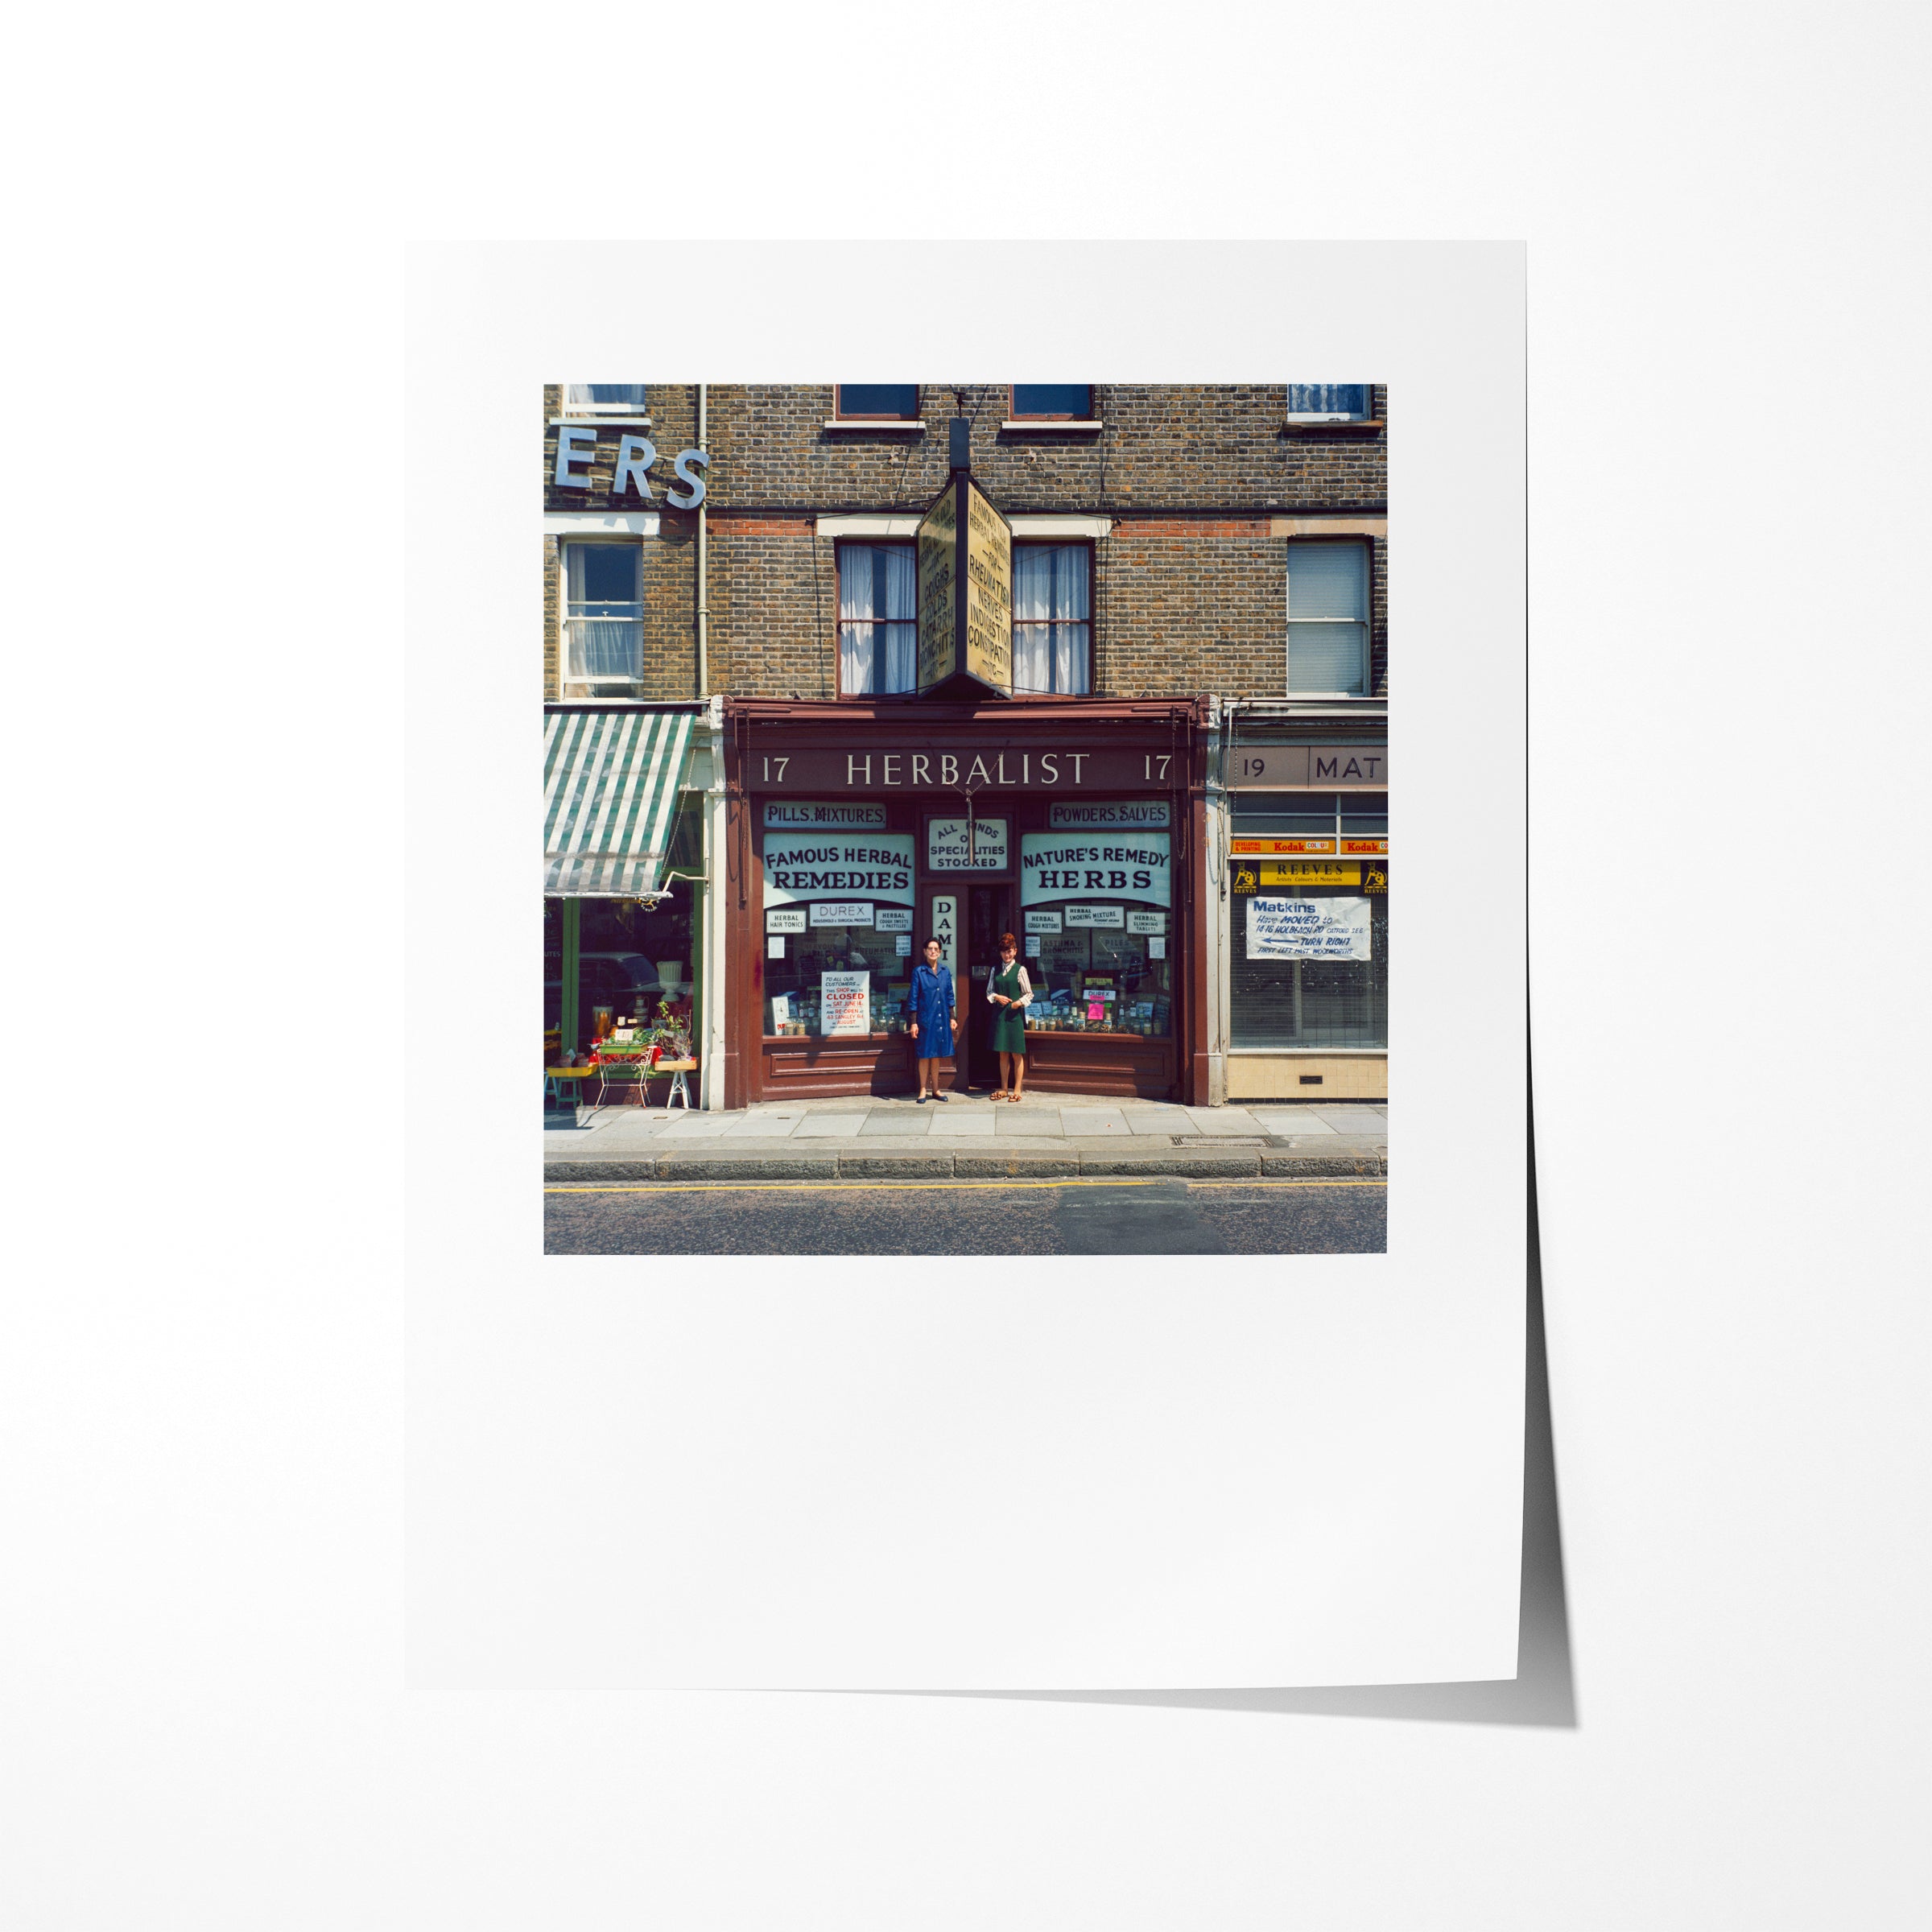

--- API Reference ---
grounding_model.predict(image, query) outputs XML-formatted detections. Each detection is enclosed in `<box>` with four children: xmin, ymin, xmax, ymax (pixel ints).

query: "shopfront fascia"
<box><xmin>720</xmin><ymin>698</ymin><xmax>1210</xmax><ymax>1107</ymax></box>
<box><xmin>1216</xmin><ymin>709</ymin><xmax>1389</xmax><ymax>1102</ymax></box>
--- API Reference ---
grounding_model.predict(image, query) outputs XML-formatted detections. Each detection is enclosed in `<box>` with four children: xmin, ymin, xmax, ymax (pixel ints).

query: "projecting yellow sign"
<box><xmin>917</xmin><ymin>476</ymin><xmax>1011</xmax><ymax>698</ymax></box>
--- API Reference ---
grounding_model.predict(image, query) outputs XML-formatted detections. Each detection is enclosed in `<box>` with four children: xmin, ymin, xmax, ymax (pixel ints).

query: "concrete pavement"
<box><xmin>543</xmin><ymin>1091</ymin><xmax>1388</xmax><ymax>1182</ymax></box>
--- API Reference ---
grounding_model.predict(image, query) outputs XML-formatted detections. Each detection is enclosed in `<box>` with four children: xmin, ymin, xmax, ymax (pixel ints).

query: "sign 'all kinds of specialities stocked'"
<box><xmin>1245</xmin><ymin>896</ymin><xmax>1374</xmax><ymax>960</ymax></box>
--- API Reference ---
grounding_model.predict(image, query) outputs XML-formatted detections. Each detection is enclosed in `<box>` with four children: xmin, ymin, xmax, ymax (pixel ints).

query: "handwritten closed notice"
<box><xmin>1245</xmin><ymin>895</ymin><xmax>1373</xmax><ymax>960</ymax></box>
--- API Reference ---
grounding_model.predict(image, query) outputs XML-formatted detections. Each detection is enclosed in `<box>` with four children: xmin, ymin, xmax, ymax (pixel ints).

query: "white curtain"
<box><xmin>1286</xmin><ymin>383</ymin><xmax>1366</xmax><ymax>417</ymax></box>
<box><xmin>840</xmin><ymin>543</ymin><xmax>917</xmax><ymax>694</ymax></box>
<box><xmin>1012</xmin><ymin>545</ymin><xmax>1090</xmax><ymax>694</ymax></box>
<box><xmin>567</xmin><ymin>383</ymin><xmax>649</xmax><ymax>411</ymax></box>
<box><xmin>566</xmin><ymin>543</ymin><xmax>643</xmax><ymax>679</ymax></box>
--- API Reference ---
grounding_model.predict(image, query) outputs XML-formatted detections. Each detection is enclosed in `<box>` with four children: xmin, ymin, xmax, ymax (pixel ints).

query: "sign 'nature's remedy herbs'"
<box><xmin>763</xmin><ymin>832</ymin><xmax>915</xmax><ymax>906</ymax></box>
<box><xmin>1019</xmin><ymin>832</ymin><xmax>1171</xmax><ymax>907</ymax></box>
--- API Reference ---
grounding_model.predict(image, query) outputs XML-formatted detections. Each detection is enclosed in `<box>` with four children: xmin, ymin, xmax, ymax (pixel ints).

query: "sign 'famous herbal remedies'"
<box><xmin>763</xmin><ymin>832</ymin><xmax>915</xmax><ymax>906</ymax></box>
<box><xmin>1018</xmin><ymin>832</ymin><xmax>1171</xmax><ymax>908</ymax></box>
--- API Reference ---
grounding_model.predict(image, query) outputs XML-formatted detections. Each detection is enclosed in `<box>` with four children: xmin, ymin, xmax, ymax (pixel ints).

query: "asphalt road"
<box><xmin>543</xmin><ymin>1178</ymin><xmax>1385</xmax><ymax>1256</ymax></box>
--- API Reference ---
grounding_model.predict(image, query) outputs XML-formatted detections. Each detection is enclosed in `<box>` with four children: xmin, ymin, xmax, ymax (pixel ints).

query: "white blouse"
<box><xmin>986</xmin><ymin>961</ymin><xmax>1033</xmax><ymax>1007</ymax></box>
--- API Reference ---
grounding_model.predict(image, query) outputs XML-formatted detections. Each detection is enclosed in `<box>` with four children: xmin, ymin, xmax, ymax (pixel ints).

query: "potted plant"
<box><xmin>647</xmin><ymin>996</ymin><xmax>696</xmax><ymax>1067</ymax></box>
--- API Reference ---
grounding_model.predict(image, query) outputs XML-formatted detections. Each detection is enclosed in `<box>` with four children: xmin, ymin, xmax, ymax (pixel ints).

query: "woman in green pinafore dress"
<box><xmin>985</xmin><ymin>932</ymin><xmax>1033</xmax><ymax>1102</ymax></box>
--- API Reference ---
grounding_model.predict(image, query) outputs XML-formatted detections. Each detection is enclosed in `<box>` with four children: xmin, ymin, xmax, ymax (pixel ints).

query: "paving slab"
<box><xmin>927</xmin><ymin>1113</ymin><xmax>998</xmax><ymax>1136</ymax></box>
<box><xmin>1059</xmin><ymin>1108</ymin><xmax>1133</xmax><ymax>1137</ymax></box>
<box><xmin>1125</xmin><ymin>1111</ymin><xmax>1195</xmax><ymax>1135</ymax></box>
<box><xmin>650</xmin><ymin>1114</ymin><xmax>739</xmax><ymax>1137</ymax></box>
<box><xmin>1180</xmin><ymin>1108</ymin><xmax>1267</xmax><ymax>1136</ymax></box>
<box><xmin>716</xmin><ymin>1114</ymin><xmax>803</xmax><ymax>1138</ymax></box>
<box><xmin>994</xmin><ymin>1108</ymin><xmax>1064</xmax><ymax>1134</ymax></box>
<box><xmin>791</xmin><ymin>1114</ymin><xmax>868</xmax><ymax>1137</ymax></box>
<box><xmin>1310</xmin><ymin>1107</ymin><xmax>1388</xmax><ymax>1133</ymax></box>
<box><xmin>859</xmin><ymin>1113</ymin><xmax>935</xmax><ymax>1137</ymax></box>
<box><xmin>1246</xmin><ymin>1109</ymin><xmax>1339</xmax><ymax>1135</ymax></box>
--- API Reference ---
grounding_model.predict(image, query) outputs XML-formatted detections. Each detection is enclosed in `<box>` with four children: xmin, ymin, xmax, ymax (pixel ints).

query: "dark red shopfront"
<box><xmin>720</xmin><ymin>697</ymin><xmax>1209</xmax><ymax>1108</ymax></box>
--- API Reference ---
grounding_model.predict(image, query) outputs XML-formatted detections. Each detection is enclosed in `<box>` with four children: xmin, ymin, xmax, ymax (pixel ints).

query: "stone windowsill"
<box><xmin>1001</xmin><ymin>419</ymin><xmax>1104</xmax><ymax>432</ymax></box>
<box><xmin>824</xmin><ymin>419</ymin><xmax>926</xmax><ymax>431</ymax></box>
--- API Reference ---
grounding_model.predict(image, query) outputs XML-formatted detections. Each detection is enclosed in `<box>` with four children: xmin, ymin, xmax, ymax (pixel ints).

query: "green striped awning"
<box><xmin>543</xmin><ymin>708</ymin><xmax>697</xmax><ymax>898</ymax></box>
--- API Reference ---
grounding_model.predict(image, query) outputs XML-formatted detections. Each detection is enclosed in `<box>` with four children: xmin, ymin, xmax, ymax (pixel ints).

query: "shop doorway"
<box><xmin>964</xmin><ymin>881</ymin><xmax>1015</xmax><ymax>1090</ymax></box>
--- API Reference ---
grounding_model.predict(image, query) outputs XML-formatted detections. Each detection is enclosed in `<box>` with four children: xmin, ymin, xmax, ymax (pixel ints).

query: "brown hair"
<box><xmin>998</xmin><ymin>931</ymin><xmax>1018</xmax><ymax>953</ymax></box>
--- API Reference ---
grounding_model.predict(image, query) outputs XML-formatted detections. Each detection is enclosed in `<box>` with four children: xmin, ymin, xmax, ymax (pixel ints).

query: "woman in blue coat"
<box><xmin>908</xmin><ymin>937</ymin><xmax>957</xmax><ymax>1102</ymax></box>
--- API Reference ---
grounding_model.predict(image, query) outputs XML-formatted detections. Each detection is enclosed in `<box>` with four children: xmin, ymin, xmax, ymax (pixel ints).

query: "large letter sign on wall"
<box><xmin>762</xmin><ymin>832</ymin><xmax>915</xmax><ymax>906</ymax></box>
<box><xmin>1019</xmin><ymin>832</ymin><xmax>1171</xmax><ymax>907</ymax></box>
<box><xmin>915</xmin><ymin>477</ymin><xmax>1012</xmax><ymax>699</ymax></box>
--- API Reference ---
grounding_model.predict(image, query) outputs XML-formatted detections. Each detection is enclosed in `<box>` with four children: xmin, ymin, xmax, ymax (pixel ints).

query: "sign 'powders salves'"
<box><xmin>1046</xmin><ymin>799</ymin><xmax>1170</xmax><ymax>830</ymax></box>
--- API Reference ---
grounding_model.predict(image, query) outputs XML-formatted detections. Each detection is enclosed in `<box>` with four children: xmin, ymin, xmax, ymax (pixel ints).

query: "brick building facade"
<box><xmin>543</xmin><ymin>384</ymin><xmax>1389</xmax><ymax>1108</ymax></box>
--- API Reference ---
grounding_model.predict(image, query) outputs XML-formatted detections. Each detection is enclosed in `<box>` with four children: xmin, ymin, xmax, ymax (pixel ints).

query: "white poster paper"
<box><xmin>1025</xmin><ymin>934</ymin><xmax>1042</xmax><ymax>956</ymax></box>
<box><xmin>1019</xmin><ymin>832</ymin><xmax>1170</xmax><ymax>907</ymax></box>
<box><xmin>762</xmin><ymin>832</ymin><xmax>914</xmax><ymax>906</ymax></box>
<box><xmin>819</xmin><ymin>970</ymin><xmax>871</xmax><ymax>1036</ymax></box>
<box><xmin>1245</xmin><ymin>895</ymin><xmax>1374</xmax><ymax>960</ymax></box>
<box><xmin>1148</xmin><ymin>935</ymin><xmax>1166</xmax><ymax>960</ymax></box>
<box><xmin>894</xmin><ymin>934</ymin><xmax>911</xmax><ymax>956</ymax></box>
<box><xmin>767</xmin><ymin>935</ymin><xmax>784</xmax><ymax>959</ymax></box>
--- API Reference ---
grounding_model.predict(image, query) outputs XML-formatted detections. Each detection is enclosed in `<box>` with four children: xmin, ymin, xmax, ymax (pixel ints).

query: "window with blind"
<box><xmin>1012</xmin><ymin>543</ymin><xmax>1092</xmax><ymax>694</ymax></box>
<box><xmin>563</xmin><ymin>543</ymin><xmax>643</xmax><ymax>680</ymax></box>
<box><xmin>564</xmin><ymin>383</ymin><xmax>650</xmax><ymax>418</ymax></box>
<box><xmin>1285</xmin><ymin>383</ymin><xmax>1370</xmax><ymax>421</ymax></box>
<box><xmin>835</xmin><ymin>384</ymin><xmax>919</xmax><ymax>419</ymax></box>
<box><xmin>1230</xmin><ymin>889</ymin><xmax>1388</xmax><ymax>1049</ymax></box>
<box><xmin>1286</xmin><ymin>540</ymin><xmax>1370</xmax><ymax>696</ymax></box>
<box><xmin>1010</xmin><ymin>384</ymin><xmax>1092</xmax><ymax>419</ymax></box>
<box><xmin>838</xmin><ymin>543</ymin><xmax>918</xmax><ymax>695</ymax></box>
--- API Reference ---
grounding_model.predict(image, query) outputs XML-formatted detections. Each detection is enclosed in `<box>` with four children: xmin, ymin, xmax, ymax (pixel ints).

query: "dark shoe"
<box><xmin>916</xmin><ymin>1092</ymin><xmax>929</xmax><ymax>1104</ymax></box>
<box><xmin>932</xmin><ymin>1090</ymin><xmax>949</xmax><ymax>1102</ymax></box>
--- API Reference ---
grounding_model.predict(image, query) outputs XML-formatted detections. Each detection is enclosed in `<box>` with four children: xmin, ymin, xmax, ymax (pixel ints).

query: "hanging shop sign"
<box><xmin>752</xmin><ymin>745</ymin><xmax>1183</xmax><ymax>790</ymax></box>
<box><xmin>1247</xmin><ymin>861</ymin><xmax>1362</xmax><ymax>889</ymax></box>
<box><xmin>1227</xmin><ymin>745</ymin><xmax>1387</xmax><ymax>788</ymax></box>
<box><xmin>926</xmin><ymin>816</ymin><xmax>1010</xmax><ymax>870</ymax></box>
<box><xmin>819</xmin><ymin>970</ymin><xmax>873</xmax><ymax>1036</ymax></box>
<box><xmin>762</xmin><ymin>831</ymin><xmax>915</xmax><ymax>906</ymax></box>
<box><xmin>1245</xmin><ymin>896</ymin><xmax>1374</xmax><ymax>960</ymax></box>
<box><xmin>1019</xmin><ymin>832</ymin><xmax>1171</xmax><ymax>907</ymax></box>
<box><xmin>764</xmin><ymin>800</ymin><xmax>888</xmax><ymax>830</ymax></box>
<box><xmin>552</xmin><ymin>427</ymin><xmax>708</xmax><ymax>507</ymax></box>
<box><xmin>917</xmin><ymin>476</ymin><xmax>1013</xmax><ymax>699</ymax></box>
<box><xmin>1046</xmin><ymin>799</ymin><xmax>1170</xmax><ymax>829</ymax></box>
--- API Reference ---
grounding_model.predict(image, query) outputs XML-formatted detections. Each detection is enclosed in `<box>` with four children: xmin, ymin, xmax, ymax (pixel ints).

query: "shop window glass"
<box><xmin>1011</xmin><ymin>384</ymin><xmax>1092</xmax><ymax>419</ymax></box>
<box><xmin>1229</xmin><ymin>886</ymin><xmax>1388</xmax><ymax>1050</ymax></box>
<box><xmin>564</xmin><ymin>383</ymin><xmax>650</xmax><ymax>417</ymax></box>
<box><xmin>1022</xmin><ymin>918</ymin><xmax>1171</xmax><ymax>1037</ymax></box>
<box><xmin>1012</xmin><ymin>544</ymin><xmax>1091</xmax><ymax>694</ymax></box>
<box><xmin>1285</xmin><ymin>383</ymin><xmax>1369</xmax><ymax>420</ymax></box>
<box><xmin>838</xmin><ymin>543</ymin><xmax>918</xmax><ymax>695</ymax></box>
<box><xmin>543</xmin><ymin>894</ymin><xmax>694</xmax><ymax>1057</ymax></box>
<box><xmin>836</xmin><ymin>384</ymin><xmax>919</xmax><ymax>419</ymax></box>
<box><xmin>763</xmin><ymin>916</ymin><xmax>914</xmax><ymax>1038</ymax></box>
<box><xmin>1286</xmin><ymin>540</ymin><xmax>1369</xmax><ymax>695</ymax></box>
<box><xmin>1339</xmin><ymin>791</ymin><xmax>1389</xmax><ymax>836</ymax></box>
<box><xmin>564</xmin><ymin>543</ymin><xmax>643</xmax><ymax>680</ymax></box>
<box><xmin>1232</xmin><ymin>792</ymin><xmax>1339</xmax><ymax>838</ymax></box>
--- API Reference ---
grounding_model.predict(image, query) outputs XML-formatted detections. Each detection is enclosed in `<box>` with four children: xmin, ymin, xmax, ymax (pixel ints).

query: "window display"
<box><xmin>762</xmin><ymin>914</ymin><xmax>913</xmax><ymax>1038</ymax></box>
